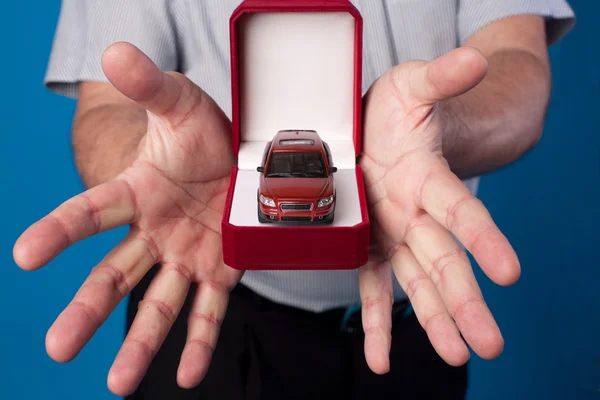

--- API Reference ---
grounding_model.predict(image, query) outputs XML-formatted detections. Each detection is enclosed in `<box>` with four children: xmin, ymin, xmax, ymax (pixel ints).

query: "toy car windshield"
<box><xmin>266</xmin><ymin>152</ymin><xmax>327</xmax><ymax>178</ymax></box>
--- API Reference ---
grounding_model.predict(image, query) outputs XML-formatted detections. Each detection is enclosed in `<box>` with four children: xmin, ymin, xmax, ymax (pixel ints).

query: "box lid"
<box><xmin>230</xmin><ymin>0</ymin><xmax>363</xmax><ymax>166</ymax></box>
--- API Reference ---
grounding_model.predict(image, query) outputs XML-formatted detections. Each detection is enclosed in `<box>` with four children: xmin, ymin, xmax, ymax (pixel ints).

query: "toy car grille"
<box><xmin>281</xmin><ymin>203</ymin><xmax>312</xmax><ymax>211</ymax></box>
<box><xmin>281</xmin><ymin>217</ymin><xmax>312</xmax><ymax>222</ymax></box>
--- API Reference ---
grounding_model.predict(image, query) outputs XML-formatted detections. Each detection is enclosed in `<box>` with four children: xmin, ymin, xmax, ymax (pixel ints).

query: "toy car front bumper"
<box><xmin>259</xmin><ymin>202</ymin><xmax>335</xmax><ymax>223</ymax></box>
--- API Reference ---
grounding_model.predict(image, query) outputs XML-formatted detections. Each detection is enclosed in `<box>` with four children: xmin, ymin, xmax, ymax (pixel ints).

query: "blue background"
<box><xmin>0</xmin><ymin>1</ymin><xmax>598</xmax><ymax>399</ymax></box>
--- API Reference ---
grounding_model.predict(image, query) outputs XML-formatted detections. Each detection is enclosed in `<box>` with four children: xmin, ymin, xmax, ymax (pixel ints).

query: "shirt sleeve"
<box><xmin>45</xmin><ymin>0</ymin><xmax>179</xmax><ymax>98</ymax></box>
<box><xmin>458</xmin><ymin>0</ymin><xmax>575</xmax><ymax>45</ymax></box>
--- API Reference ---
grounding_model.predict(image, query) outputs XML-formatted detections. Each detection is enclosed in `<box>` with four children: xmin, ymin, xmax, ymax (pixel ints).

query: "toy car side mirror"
<box><xmin>330</xmin><ymin>167</ymin><xmax>338</xmax><ymax>173</ymax></box>
<box><xmin>257</xmin><ymin>166</ymin><xmax>265</xmax><ymax>173</ymax></box>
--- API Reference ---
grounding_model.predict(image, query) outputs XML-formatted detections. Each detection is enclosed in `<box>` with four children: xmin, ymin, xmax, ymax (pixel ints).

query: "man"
<box><xmin>14</xmin><ymin>0</ymin><xmax>574</xmax><ymax>399</ymax></box>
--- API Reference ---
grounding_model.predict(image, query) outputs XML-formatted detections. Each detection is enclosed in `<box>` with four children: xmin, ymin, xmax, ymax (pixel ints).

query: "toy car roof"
<box><xmin>271</xmin><ymin>130</ymin><xmax>323</xmax><ymax>152</ymax></box>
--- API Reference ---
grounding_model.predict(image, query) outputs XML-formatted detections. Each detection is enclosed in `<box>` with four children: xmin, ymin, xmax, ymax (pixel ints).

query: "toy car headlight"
<box><xmin>317</xmin><ymin>195</ymin><xmax>334</xmax><ymax>208</ymax></box>
<box><xmin>260</xmin><ymin>194</ymin><xmax>276</xmax><ymax>207</ymax></box>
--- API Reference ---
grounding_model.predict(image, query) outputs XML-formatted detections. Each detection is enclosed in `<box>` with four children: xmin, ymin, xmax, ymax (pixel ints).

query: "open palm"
<box><xmin>13</xmin><ymin>43</ymin><xmax>240</xmax><ymax>395</ymax></box>
<box><xmin>358</xmin><ymin>48</ymin><xmax>521</xmax><ymax>373</ymax></box>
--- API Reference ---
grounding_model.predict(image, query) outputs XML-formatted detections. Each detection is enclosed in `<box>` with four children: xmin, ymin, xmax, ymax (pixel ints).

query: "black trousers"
<box><xmin>126</xmin><ymin>266</ymin><xmax>468</xmax><ymax>400</ymax></box>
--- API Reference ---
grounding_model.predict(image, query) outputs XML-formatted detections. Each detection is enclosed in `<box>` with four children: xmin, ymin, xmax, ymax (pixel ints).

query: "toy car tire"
<box><xmin>257</xmin><ymin>205</ymin><xmax>272</xmax><ymax>223</ymax></box>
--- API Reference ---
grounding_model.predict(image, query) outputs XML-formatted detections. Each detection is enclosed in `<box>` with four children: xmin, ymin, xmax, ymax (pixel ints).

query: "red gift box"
<box><xmin>221</xmin><ymin>0</ymin><xmax>369</xmax><ymax>270</ymax></box>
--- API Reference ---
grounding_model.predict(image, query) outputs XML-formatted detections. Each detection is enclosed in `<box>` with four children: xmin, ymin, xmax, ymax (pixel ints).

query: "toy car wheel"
<box><xmin>326</xmin><ymin>211</ymin><xmax>335</xmax><ymax>224</ymax></box>
<box><xmin>258</xmin><ymin>204</ymin><xmax>271</xmax><ymax>223</ymax></box>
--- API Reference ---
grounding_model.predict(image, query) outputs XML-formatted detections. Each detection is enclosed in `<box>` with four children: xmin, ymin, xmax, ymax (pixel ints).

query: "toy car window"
<box><xmin>323</xmin><ymin>143</ymin><xmax>331</xmax><ymax>165</ymax></box>
<box><xmin>279</xmin><ymin>140</ymin><xmax>315</xmax><ymax>146</ymax></box>
<box><xmin>267</xmin><ymin>152</ymin><xmax>327</xmax><ymax>178</ymax></box>
<box><xmin>262</xmin><ymin>141</ymin><xmax>271</xmax><ymax>166</ymax></box>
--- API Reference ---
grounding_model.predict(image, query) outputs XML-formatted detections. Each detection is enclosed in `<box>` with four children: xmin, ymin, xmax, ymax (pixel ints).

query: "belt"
<box><xmin>232</xmin><ymin>284</ymin><xmax>413</xmax><ymax>334</ymax></box>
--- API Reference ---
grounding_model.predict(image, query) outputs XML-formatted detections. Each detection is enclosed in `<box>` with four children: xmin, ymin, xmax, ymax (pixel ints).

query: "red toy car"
<box><xmin>257</xmin><ymin>130</ymin><xmax>337</xmax><ymax>224</ymax></box>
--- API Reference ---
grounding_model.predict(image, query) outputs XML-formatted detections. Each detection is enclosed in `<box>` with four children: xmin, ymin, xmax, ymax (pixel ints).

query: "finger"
<box><xmin>45</xmin><ymin>229</ymin><xmax>158</xmax><ymax>362</ymax></box>
<box><xmin>101</xmin><ymin>42</ymin><xmax>201</xmax><ymax>123</ymax></box>
<box><xmin>391</xmin><ymin>244</ymin><xmax>470</xmax><ymax>366</ymax></box>
<box><xmin>408</xmin><ymin>47</ymin><xmax>488</xmax><ymax>105</ymax></box>
<box><xmin>101</xmin><ymin>42</ymin><xmax>235</xmax><ymax>178</ymax></box>
<box><xmin>419</xmin><ymin>166</ymin><xmax>520</xmax><ymax>286</ymax></box>
<box><xmin>13</xmin><ymin>179</ymin><xmax>137</xmax><ymax>271</ymax></box>
<box><xmin>107</xmin><ymin>262</ymin><xmax>191</xmax><ymax>396</ymax></box>
<box><xmin>177</xmin><ymin>280</ymin><xmax>229</xmax><ymax>389</ymax></box>
<box><xmin>358</xmin><ymin>261</ymin><xmax>393</xmax><ymax>374</ymax></box>
<box><xmin>403</xmin><ymin>212</ymin><xmax>503</xmax><ymax>359</ymax></box>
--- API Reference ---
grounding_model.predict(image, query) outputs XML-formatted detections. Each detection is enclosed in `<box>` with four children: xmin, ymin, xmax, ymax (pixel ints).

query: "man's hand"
<box><xmin>13</xmin><ymin>43</ymin><xmax>240</xmax><ymax>395</ymax></box>
<box><xmin>358</xmin><ymin>48</ymin><xmax>521</xmax><ymax>373</ymax></box>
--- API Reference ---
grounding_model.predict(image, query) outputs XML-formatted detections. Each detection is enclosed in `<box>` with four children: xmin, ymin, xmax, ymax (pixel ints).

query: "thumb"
<box><xmin>101</xmin><ymin>42</ymin><xmax>196</xmax><ymax>120</ymax></box>
<box><xmin>409</xmin><ymin>47</ymin><xmax>488</xmax><ymax>105</ymax></box>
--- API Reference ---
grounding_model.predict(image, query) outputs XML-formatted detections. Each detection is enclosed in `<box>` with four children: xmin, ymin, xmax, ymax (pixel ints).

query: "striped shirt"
<box><xmin>45</xmin><ymin>0</ymin><xmax>574</xmax><ymax>312</ymax></box>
